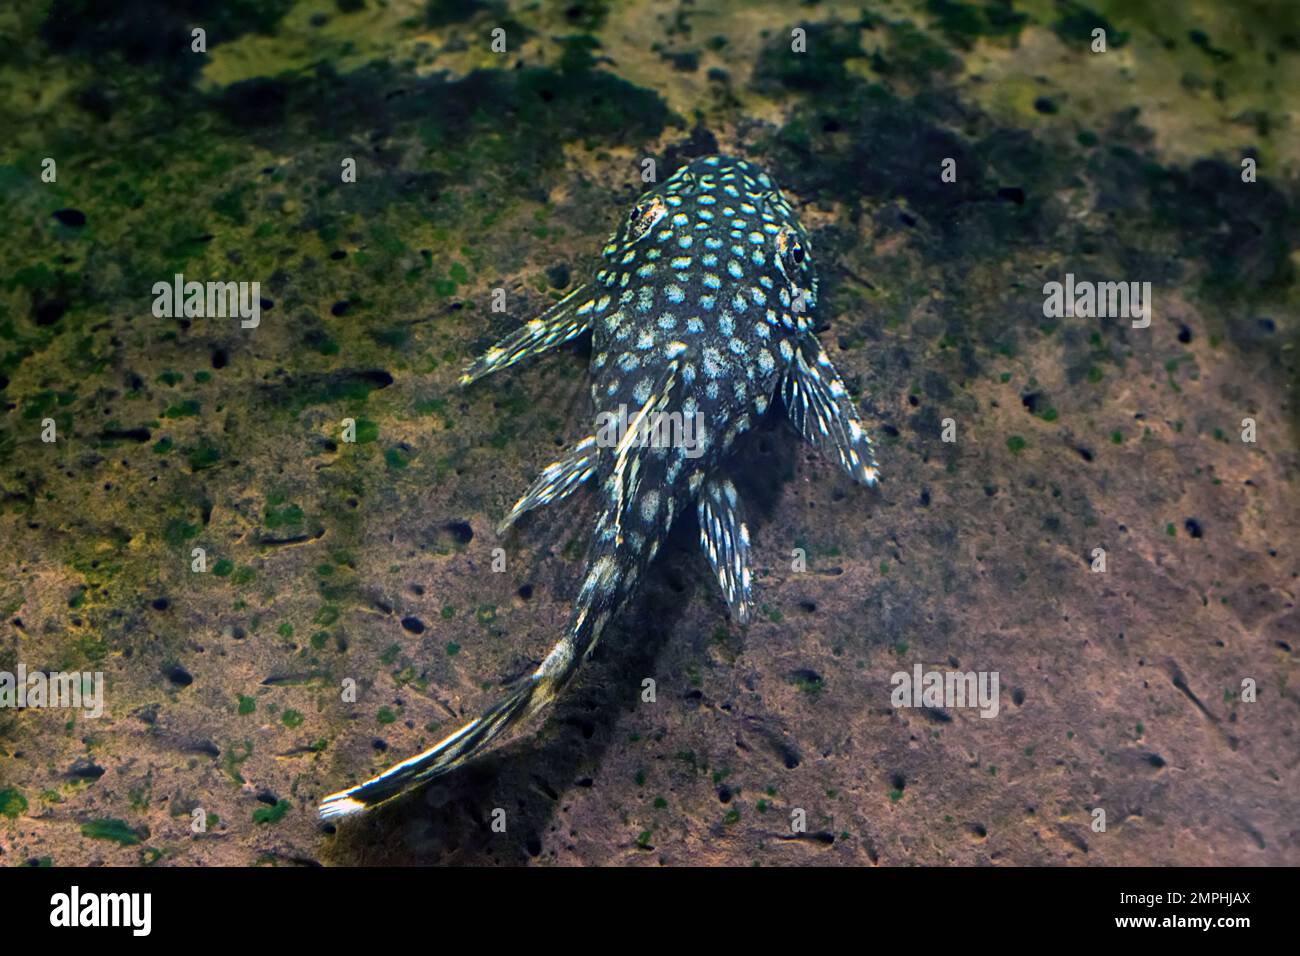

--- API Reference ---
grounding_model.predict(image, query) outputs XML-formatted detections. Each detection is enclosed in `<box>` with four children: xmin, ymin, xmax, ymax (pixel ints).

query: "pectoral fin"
<box><xmin>461</xmin><ymin>284</ymin><xmax>593</xmax><ymax>386</ymax></box>
<box><xmin>782</xmin><ymin>338</ymin><xmax>879</xmax><ymax>486</ymax></box>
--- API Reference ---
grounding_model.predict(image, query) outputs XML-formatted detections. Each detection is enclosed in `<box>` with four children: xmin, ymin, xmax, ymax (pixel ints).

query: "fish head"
<box><xmin>601</xmin><ymin>155</ymin><xmax>817</xmax><ymax>329</ymax></box>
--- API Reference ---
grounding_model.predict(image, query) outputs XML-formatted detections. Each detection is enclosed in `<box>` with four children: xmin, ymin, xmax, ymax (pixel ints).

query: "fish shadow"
<box><xmin>323</xmin><ymin>510</ymin><xmax>702</xmax><ymax>865</ymax></box>
<box><xmin>323</xmin><ymin>413</ymin><xmax>853</xmax><ymax>864</ymax></box>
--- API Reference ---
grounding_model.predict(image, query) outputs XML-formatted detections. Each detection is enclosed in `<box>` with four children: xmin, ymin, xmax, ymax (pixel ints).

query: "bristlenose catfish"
<box><xmin>320</xmin><ymin>155</ymin><xmax>878</xmax><ymax>820</ymax></box>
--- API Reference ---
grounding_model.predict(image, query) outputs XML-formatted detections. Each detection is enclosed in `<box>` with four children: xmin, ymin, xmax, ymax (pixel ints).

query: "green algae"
<box><xmin>314</xmin><ymin>605</ymin><xmax>340</xmax><ymax>626</ymax></box>
<box><xmin>252</xmin><ymin>800</ymin><xmax>290</xmax><ymax>824</ymax></box>
<box><xmin>869</xmin><ymin>19</ymin><xmax>961</xmax><ymax>81</ymax></box>
<box><xmin>926</xmin><ymin>0</ymin><xmax>1028</xmax><ymax>50</ymax></box>
<box><xmin>163</xmin><ymin>518</ymin><xmax>201</xmax><ymax>547</ymax></box>
<box><xmin>162</xmin><ymin>399</ymin><xmax>200</xmax><ymax>418</ymax></box>
<box><xmin>222</xmin><ymin>740</ymin><xmax>254</xmax><ymax>784</ymax></box>
<box><xmin>351</xmin><ymin>419</ymin><xmax>380</xmax><ymax>443</ymax></box>
<box><xmin>264</xmin><ymin>502</ymin><xmax>305</xmax><ymax>529</ymax></box>
<box><xmin>0</xmin><ymin>787</ymin><xmax>28</xmax><ymax>818</ymax></box>
<box><xmin>1051</xmin><ymin>1</ymin><xmax>1128</xmax><ymax>48</ymax></box>
<box><xmin>186</xmin><ymin>441</ymin><xmax>222</xmax><ymax>471</ymax></box>
<box><xmin>80</xmin><ymin>818</ymin><xmax>145</xmax><ymax>846</ymax></box>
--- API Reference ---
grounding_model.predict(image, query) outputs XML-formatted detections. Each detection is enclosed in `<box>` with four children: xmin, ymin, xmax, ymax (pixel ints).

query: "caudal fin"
<box><xmin>319</xmin><ymin>676</ymin><xmax>542</xmax><ymax>820</ymax></box>
<box><xmin>320</xmin><ymin>505</ymin><xmax>640</xmax><ymax>820</ymax></box>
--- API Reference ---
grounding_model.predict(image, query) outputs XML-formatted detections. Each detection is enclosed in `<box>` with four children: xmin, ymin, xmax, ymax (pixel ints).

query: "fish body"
<box><xmin>319</xmin><ymin>156</ymin><xmax>878</xmax><ymax>820</ymax></box>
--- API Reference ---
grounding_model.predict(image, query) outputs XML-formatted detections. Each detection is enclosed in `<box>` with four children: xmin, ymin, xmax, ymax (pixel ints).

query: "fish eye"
<box><xmin>627</xmin><ymin>196</ymin><xmax>667</xmax><ymax>242</ymax></box>
<box><xmin>776</xmin><ymin>227</ymin><xmax>807</xmax><ymax>272</ymax></box>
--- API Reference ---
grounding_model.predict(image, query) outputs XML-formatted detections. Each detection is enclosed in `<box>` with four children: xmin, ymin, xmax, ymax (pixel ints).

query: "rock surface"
<box><xmin>0</xmin><ymin>0</ymin><xmax>1296</xmax><ymax>866</ymax></box>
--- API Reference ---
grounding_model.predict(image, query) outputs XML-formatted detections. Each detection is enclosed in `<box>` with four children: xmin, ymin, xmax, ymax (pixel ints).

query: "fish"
<box><xmin>318</xmin><ymin>155</ymin><xmax>879</xmax><ymax>820</ymax></box>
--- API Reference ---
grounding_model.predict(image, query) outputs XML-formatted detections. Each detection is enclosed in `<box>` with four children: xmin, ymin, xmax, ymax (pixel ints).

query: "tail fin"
<box><xmin>319</xmin><ymin>640</ymin><xmax>578</xmax><ymax>820</ymax></box>
<box><xmin>319</xmin><ymin>395</ymin><xmax>680</xmax><ymax>820</ymax></box>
